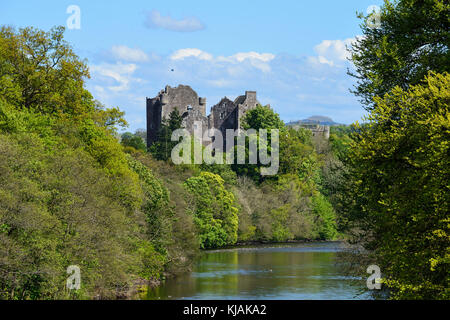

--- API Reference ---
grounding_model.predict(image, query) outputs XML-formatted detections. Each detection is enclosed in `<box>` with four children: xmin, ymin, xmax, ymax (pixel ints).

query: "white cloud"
<box><xmin>313</xmin><ymin>38</ymin><xmax>356</xmax><ymax>65</ymax></box>
<box><xmin>223</xmin><ymin>52</ymin><xmax>275</xmax><ymax>63</ymax></box>
<box><xmin>90</xmin><ymin>62</ymin><xmax>138</xmax><ymax>92</ymax></box>
<box><xmin>170</xmin><ymin>49</ymin><xmax>275</xmax><ymax>73</ymax></box>
<box><xmin>218</xmin><ymin>52</ymin><xmax>275</xmax><ymax>73</ymax></box>
<box><xmin>87</xmin><ymin>40</ymin><xmax>364</xmax><ymax>133</ymax></box>
<box><xmin>317</xmin><ymin>56</ymin><xmax>334</xmax><ymax>66</ymax></box>
<box><xmin>111</xmin><ymin>45</ymin><xmax>149</xmax><ymax>62</ymax></box>
<box><xmin>170</xmin><ymin>48</ymin><xmax>213</xmax><ymax>61</ymax></box>
<box><xmin>307</xmin><ymin>55</ymin><xmax>334</xmax><ymax>67</ymax></box>
<box><xmin>207</xmin><ymin>79</ymin><xmax>233</xmax><ymax>88</ymax></box>
<box><xmin>144</xmin><ymin>10</ymin><xmax>205</xmax><ymax>32</ymax></box>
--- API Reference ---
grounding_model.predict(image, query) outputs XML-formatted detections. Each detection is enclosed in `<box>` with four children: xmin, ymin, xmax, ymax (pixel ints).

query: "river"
<box><xmin>144</xmin><ymin>241</ymin><xmax>372</xmax><ymax>300</ymax></box>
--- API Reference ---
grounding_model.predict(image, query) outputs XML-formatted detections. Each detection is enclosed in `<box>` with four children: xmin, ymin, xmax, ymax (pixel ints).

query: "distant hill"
<box><xmin>286</xmin><ymin>115</ymin><xmax>340</xmax><ymax>126</ymax></box>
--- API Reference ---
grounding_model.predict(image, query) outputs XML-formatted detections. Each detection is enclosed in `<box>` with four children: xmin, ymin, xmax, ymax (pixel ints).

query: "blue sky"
<box><xmin>1</xmin><ymin>0</ymin><xmax>384</xmax><ymax>132</ymax></box>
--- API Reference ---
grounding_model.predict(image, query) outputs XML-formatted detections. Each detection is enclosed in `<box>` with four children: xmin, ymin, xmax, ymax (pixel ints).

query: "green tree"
<box><xmin>242</xmin><ymin>105</ymin><xmax>285</xmax><ymax>131</ymax></box>
<box><xmin>279</xmin><ymin>127</ymin><xmax>319</xmax><ymax>189</ymax></box>
<box><xmin>0</xmin><ymin>131</ymin><xmax>152</xmax><ymax>299</ymax></box>
<box><xmin>328</xmin><ymin>126</ymin><xmax>353</xmax><ymax>161</ymax></box>
<box><xmin>349</xmin><ymin>0</ymin><xmax>449</xmax><ymax>109</ymax></box>
<box><xmin>184</xmin><ymin>172</ymin><xmax>239</xmax><ymax>249</ymax></box>
<box><xmin>149</xmin><ymin>110</ymin><xmax>183</xmax><ymax>161</ymax></box>
<box><xmin>232</xmin><ymin>105</ymin><xmax>284</xmax><ymax>182</ymax></box>
<box><xmin>121</xmin><ymin>132</ymin><xmax>147</xmax><ymax>152</ymax></box>
<box><xmin>348</xmin><ymin>72</ymin><xmax>449</xmax><ymax>299</ymax></box>
<box><xmin>311</xmin><ymin>193</ymin><xmax>337</xmax><ymax>240</ymax></box>
<box><xmin>0</xmin><ymin>26</ymin><xmax>93</xmax><ymax>117</ymax></box>
<box><xmin>0</xmin><ymin>25</ymin><xmax>184</xmax><ymax>299</ymax></box>
<box><xmin>92</xmin><ymin>101</ymin><xmax>128</xmax><ymax>133</ymax></box>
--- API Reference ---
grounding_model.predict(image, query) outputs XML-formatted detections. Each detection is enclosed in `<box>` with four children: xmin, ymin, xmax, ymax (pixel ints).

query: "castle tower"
<box><xmin>244</xmin><ymin>91</ymin><xmax>257</xmax><ymax>106</ymax></box>
<box><xmin>324</xmin><ymin>126</ymin><xmax>330</xmax><ymax>140</ymax></box>
<box><xmin>199</xmin><ymin>97</ymin><xmax>207</xmax><ymax>116</ymax></box>
<box><xmin>146</xmin><ymin>96</ymin><xmax>163</xmax><ymax>147</ymax></box>
<box><xmin>146</xmin><ymin>85</ymin><xmax>209</xmax><ymax>148</ymax></box>
<box><xmin>234</xmin><ymin>90</ymin><xmax>260</xmax><ymax>129</ymax></box>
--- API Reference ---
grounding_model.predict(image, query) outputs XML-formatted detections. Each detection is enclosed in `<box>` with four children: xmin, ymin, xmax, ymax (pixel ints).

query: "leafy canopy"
<box><xmin>349</xmin><ymin>0</ymin><xmax>449</xmax><ymax>109</ymax></box>
<box><xmin>348</xmin><ymin>72</ymin><xmax>450</xmax><ymax>299</ymax></box>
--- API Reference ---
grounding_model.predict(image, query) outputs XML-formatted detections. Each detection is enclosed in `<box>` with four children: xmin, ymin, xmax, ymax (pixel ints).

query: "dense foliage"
<box><xmin>230</xmin><ymin>107</ymin><xmax>338</xmax><ymax>243</ymax></box>
<box><xmin>148</xmin><ymin>110</ymin><xmax>183</xmax><ymax>161</ymax></box>
<box><xmin>349</xmin><ymin>0</ymin><xmax>449</xmax><ymax>109</ymax></box>
<box><xmin>184</xmin><ymin>172</ymin><xmax>239</xmax><ymax>249</ymax></box>
<box><xmin>121</xmin><ymin>132</ymin><xmax>146</xmax><ymax>152</ymax></box>
<box><xmin>342</xmin><ymin>0</ymin><xmax>450</xmax><ymax>300</ymax></box>
<box><xmin>7</xmin><ymin>19</ymin><xmax>431</xmax><ymax>301</ymax></box>
<box><xmin>0</xmin><ymin>26</ymin><xmax>196</xmax><ymax>299</ymax></box>
<box><xmin>347</xmin><ymin>73</ymin><xmax>449</xmax><ymax>299</ymax></box>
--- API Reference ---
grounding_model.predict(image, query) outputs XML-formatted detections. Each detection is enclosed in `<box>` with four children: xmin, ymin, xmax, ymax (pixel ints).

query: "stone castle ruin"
<box><xmin>146</xmin><ymin>85</ymin><xmax>262</xmax><ymax>149</ymax></box>
<box><xmin>146</xmin><ymin>84</ymin><xmax>330</xmax><ymax>151</ymax></box>
<box><xmin>289</xmin><ymin>123</ymin><xmax>330</xmax><ymax>139</ymax></box>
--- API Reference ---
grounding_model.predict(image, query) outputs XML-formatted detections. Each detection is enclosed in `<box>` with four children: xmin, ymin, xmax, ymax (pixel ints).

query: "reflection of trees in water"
<box><xmin>335</xmin><ymin>243</ymin><xmax>388</xmax><ymax>300</ymax></box>
<box><xmin>147</xmin><ymin>243</ymin><xmax>372</xmax><ymax>299</ymax></box>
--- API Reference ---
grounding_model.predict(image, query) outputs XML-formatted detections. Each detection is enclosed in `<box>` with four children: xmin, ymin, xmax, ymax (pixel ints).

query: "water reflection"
<box><xmin>145</xmin><ymin>242</ymin><xmax>371</xmax><ymax>300</ymax></box>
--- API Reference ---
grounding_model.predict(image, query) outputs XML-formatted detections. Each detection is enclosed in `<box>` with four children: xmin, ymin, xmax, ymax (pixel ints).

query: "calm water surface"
<box><xmin>145</xmin><ymin>242</ymin><xmax>371</xmax><ymax>300</ymax></box>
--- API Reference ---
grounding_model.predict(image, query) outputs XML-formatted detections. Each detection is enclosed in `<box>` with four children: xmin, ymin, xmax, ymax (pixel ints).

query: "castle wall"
<box><xmin>211</xmin><ymin>97</ymin><xmax>237</xmax><ymax>130</ymax></box>
<box><xmin>161</xmin><ymin>85</ymin><xmax>206</xmax><ymax>119</ymax></box>
<box><xmin>220</xmin><ymin>107</ymin><xmax>239</xmax><ymax>151</ymax></box>
<box><xmin>147</xmin><ymin>85</ymin><xmax>260</xmax><ymax>150</ymax></box>
<box><xmin>182</xmin><ymin>109</ymin><xmax>209</xmax><ymax>140</ymax></box>
<box><xmin>146</xmin><ymin>97</ymin><xmax>162</xmax><ymax>145</ymax></box>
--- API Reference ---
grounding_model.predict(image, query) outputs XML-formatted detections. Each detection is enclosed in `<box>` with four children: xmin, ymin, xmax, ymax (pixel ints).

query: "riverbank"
<box><xmin>119</xmin><ymin>278</ymin><xmax>161</xmax><ymax>300</ymax></box>
<box><xmin>237</xmin><ymin>238</ymin><xmax>340</xmax><ymax>245</ymax></box>
<box><xmin>215</xmin><ymin>239</ymin><xmax>346</xmax><ymax>250</ymax></box>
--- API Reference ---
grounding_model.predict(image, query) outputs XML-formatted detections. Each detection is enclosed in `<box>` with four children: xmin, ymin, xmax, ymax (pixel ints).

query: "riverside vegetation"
<box><xmin>0</xmin><ymin>0</ymin><xmax>448</xmax><ymax>300</ymax></box>
<box><xmin>0</xmin><ymin>25</ymin><xmax>339</xmax><ymax>300</ymax></box>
